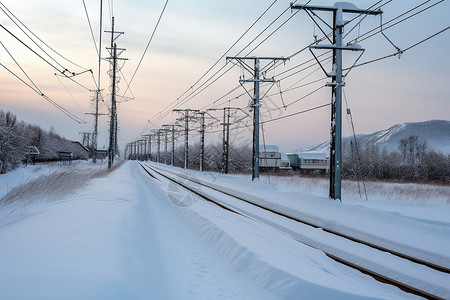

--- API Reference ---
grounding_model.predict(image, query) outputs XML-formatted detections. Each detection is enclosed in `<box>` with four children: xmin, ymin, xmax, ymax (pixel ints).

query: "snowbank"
<box><xmin>0</xmin><ymin>161</ymin><xmax>429</xmax><ymax>299</ymax></box>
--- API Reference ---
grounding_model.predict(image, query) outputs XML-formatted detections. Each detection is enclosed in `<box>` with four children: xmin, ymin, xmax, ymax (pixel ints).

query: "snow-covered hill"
<box><xmin>296</xmin><ymin>120</ymin><xmax>450</xmax><ymax>155</ymax></box>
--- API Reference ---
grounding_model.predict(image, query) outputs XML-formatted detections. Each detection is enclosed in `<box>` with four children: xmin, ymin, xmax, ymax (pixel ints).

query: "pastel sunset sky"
<box><xmin>1</xmin><ymin>0</ymin><xmax>449</xmax><ymax>152</ymax></box>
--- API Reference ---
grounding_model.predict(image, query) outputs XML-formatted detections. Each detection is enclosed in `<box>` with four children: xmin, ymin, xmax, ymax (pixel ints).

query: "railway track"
<box><xmin>139</xmin><ymin>162</ymin><xmax>450</xmax><ymax>300</ymax></box>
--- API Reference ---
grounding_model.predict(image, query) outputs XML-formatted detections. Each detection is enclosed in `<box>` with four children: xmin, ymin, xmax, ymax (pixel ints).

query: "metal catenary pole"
<box><xmin>227</xmin><ymin>57</ymin><xmax>287</xmax><ymax>180</ymax></box>
<box><xmin>171</xmin><ymin>126</ymin><xmax>175</xmax><ymax>166</ymax></box>
<box><xmin>197</xmin><ymin>112</ymin><xmax>206</xmax><ymax>172</ymax></box>
<box><xmin>164</xmin><ymin>129</ymin><xmax>168</xmax><ymax>164</ymax></box>
<box><xmin>107</xmin><ymin>42</ymin><xmax>117</xmax><ymax>169</ymax></box>
<box><xmin>173</xmin><ymin>109</ymin><xmax>199</xmax><ymax>169</ymax></box>
<box><xmin>157</xmin><ymin>130</ymin><xmax>161</xmax><ymax>163</ymax></box>
<box><xmin>105</xmin><ymin>17</ymin><xmax>126</xmax><ymax>169</ymax></box>
<box><xmin>142</xmin><ymin>134</ymin><xmax>152</xmax><ymax>161</ymax></box>
<box><xmin>163</xmin><ymin>125</ymin><xmax>176</xmax><ymax>166</ymax></box>
<box><xmin>291</xmin><ymin>3</ymin><xmax>381</xmax><ymax>200</ymax></box>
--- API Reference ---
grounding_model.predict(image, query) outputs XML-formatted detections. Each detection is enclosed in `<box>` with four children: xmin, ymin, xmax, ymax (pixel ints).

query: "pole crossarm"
<box><xmin>290</xmin><ymin>3</ymin><xmax>382</xmax><ymax>16</ymax></box>
<box><xmin>310</xmin><ymin>43</ymin><xmax>364</xmax><ymax>51</ymax></box>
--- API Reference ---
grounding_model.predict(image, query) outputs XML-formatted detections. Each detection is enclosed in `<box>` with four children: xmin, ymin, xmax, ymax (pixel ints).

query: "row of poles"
<box><xmin>125</xmin><ymin>3</ymin><xmax>382</xmax><ymax>201</ymax></box>
<box><xmin>125</xmin><ymin>108</ymin><xmax>231</xmax><ymax>173</ymax></box>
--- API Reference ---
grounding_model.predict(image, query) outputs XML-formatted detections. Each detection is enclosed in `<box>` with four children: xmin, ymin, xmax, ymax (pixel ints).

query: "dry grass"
<box><xmin>259</xmin><ymin>174</ymin><xmax>450</xmax><ymax>206</ymax></box>
<box><xmin>0</xmin><ymin>161</ymin><xmax>125</xmax><ymax>208</ymax></box>
<box><xmin>354</xmin><ymin>180</ymin><xmax>450</xmax><ymax>205</ymax></box>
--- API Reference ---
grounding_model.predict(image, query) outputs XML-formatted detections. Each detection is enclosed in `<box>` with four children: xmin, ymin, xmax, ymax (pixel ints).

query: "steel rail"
<box><xmin>147</xmin><ymin>163</ymin><xmax>450</xmax><ymax>274</ymax></box>
<box><xmin>139</xmin><ymin>162</ymin><xmax>448</xmax><ymax>300</ymax></box>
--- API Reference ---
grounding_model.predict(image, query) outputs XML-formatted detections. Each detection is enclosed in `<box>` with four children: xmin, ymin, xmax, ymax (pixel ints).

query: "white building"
<box><xmin>297</xmin><ymin>151</ymin><xmax>329</xmax><ymax>173</ymax></box>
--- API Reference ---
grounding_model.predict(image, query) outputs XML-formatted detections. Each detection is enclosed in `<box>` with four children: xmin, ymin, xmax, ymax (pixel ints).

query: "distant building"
<box><xmin>297</xmin><ymin>151</ymin><xmax>329</xmax><ymax>174</ymax></box>
<box><xmin>71</xmin><ymin>141</ymin><xmax>89</xmax><ymax>153</ymax></box>
<box><xmin>95</xmin><ymin>149</ymin><xmax>108</xmax><ymax>159</ymax></box>
<box><xmin>70</xmin><ymin>141</ymin><xmax>90</xmax><ymax>160</ymax></box>
<box><xmin>259</xmin><ymin>145</ymin><xmax>291</xmax><ymax>170</ymax></box>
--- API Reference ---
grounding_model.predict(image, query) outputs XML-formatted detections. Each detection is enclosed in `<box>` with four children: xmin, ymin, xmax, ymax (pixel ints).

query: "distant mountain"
<box><xmin>295</xmin><ymin>120</ymin><xmax>450</xmax><ymax>155</ymax></box>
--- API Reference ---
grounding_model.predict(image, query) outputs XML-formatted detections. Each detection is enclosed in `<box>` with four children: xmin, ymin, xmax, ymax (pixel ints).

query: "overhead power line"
<box><xmin>177</xmin><ymin>0</ymin><xmax>310</xmax><ymax>108</ymax></box>
<box><xmin>155</xmin><ymin>0</ymin><xmax>279</xmax><ymax>120</ymax></box>
<box><xmin>82</xmin><ymin>0</ymin><xmax>99</xmax><ymax>57</ymax></box>
<box><xmin>350</xmin><ymin>26</ymin><xmax>450</xmax><ymax>69</ymax></box>
<box><xmin>0</xmin><ymin>61</ymin><xmax>86</xmax><ymax>124</ymax></box>
<box><xmin>0</xmin><ymin>23</ymin><xmax>95</xmax><ymax>91</ymax></box>
<box><xmin>149</xmin><ymin>0</ymin><xmax>298</xmax><ymax>125</ymax></box>
<box><xmin>0</xmin><ymin>2</ymin><xmax>89</xmax><ymax>71</ymax></box>
<box><xmin>148</xmin><ymin>0</ymin><xmax>444</xmax><ymax>133</ymax></box>
<box><xmin>262</xmin><ymin>103</ymin><xmax>330</xmax><ymax>124</ymax></box>
<box><xmin>199</xmin><ymin>0</ymin><xmax>441</xmax><ymax>115</ymax></box>
<box><xmin>121</xmin><ymin>0</ymin><xmax>169</xmax><ymax>99</ymax></box>
<box><xmin>355</xmin><ymin>0</ymin><xmax>444</xmax><ymax>44</ymax></box>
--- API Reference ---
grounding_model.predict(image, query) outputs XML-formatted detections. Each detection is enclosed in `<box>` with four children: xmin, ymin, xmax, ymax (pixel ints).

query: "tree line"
<box><xmin>0</xmin><ymin>110</ymin><xmax>88</xmax><ymax>174</ymax></box>
<box><xmin>146</xmin><ymin>135</ymin><xmax>449</xmax><ymax>183</ymax></box>
<box><xmin>152</xmin><ymin>142</ymin><xmax>253</xmax><ymax>173</ymax></box>
<box><xmin>342</xmin><ymin>135</ymin><xmax>450</xmax><ymax>183</ymax></box>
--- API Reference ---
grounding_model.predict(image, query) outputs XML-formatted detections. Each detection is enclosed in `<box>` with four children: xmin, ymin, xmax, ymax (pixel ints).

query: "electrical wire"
<box><xmin>262</xmin><ymin>103</ymin><xmax>330</xmax><ymax>124</ymax></box>
<box><xmin>55</xmin><ymin>75</ymin><xmax>86</xmax><ymax>113</ymax></box>
<box><xmin>149</xmin><ymin>0</ymin><xmax>304</xmax><ymax>125</ymax></box>
<box><xmin>182</xmin><ymin>0</ymin><xmax>311</xmax><ymax>105</ymax></box>
<box><xmin>0</xmin><ymin>2</ymin><xmax>89</xmax><ymax>71</ymax></box>
<box><xmin>0</xmin><ymin>41</ymin><xmax>41</xmax><ymax>93</ymax></box>
<box><xmin>264</xmin><ymin>84</ymin><xmax>326</xmax><ymax>113</ymax></box>
<box><xmin>204</xmin><ymin>57</ymin><xmax>329</xmax><ymax>113</ymax></box>
<box><xmin>121</xmin><ymin>0</ymin><xmax>169</xmax><ymax>98</ymax></box>
<box><xmin>82</xmin><ymin>0</ymin><xmax>99</xmax><ymax>57</ymax></box>
<box><xmin>0</xmin><ymin>24</ymin><xmax>64</xmax><ymax>73</ymax></box>
<box><xmin>352</xmin><ymin>0</ymin><xmax>444</xmax><ymax>44</ymax></box>
<box><xmin>146</xmin><ymin>0</ymin><xmax>444</xmax><ymax>135</ymax></box>
<box><xmin>343</xmin><ymin>88</ymin><xmax>368</xmax><ymax>200</ymax></box>
<box><xmin>0</xmin><ymin>23</ymin><xmax>95</xmax><ymax>91</ymax></box>
<box><xmin>263</xmin><ymin>0</ymin><xmax>392</xmax><ymax>76</ymax></box>
<box><xmin>181</xmin><ymin>1</ymin><xmax>329</xmax><ymax>116</ymax></box>
<box><xmin>97</xmin><ymin>0</ymin><xmax>103</xmax><ymax>91</ymax></box>
<box><xmin>175</xmin><ymin>0</ymin><xmax>279</xmax><ymax>104</ymax></box>
<box><xmin>349</xmin><ymin>26</ymin><xmax>450</xmax><ymax>69</ymax></box>
<box><xmin>0</xmin><ymin>62</ymin><xmax>86</xmax><ymax>124</ymax></box>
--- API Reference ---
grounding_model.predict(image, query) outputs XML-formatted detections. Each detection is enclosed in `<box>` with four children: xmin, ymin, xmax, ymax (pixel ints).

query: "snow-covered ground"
<box><xmin>0</xmin><ymin>161</ymin><xmax>448</xmax><ymax>299</ymax></box>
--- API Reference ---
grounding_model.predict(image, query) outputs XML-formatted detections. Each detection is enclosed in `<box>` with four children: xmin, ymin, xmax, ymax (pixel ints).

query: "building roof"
<box><xmin>298</xmin><ymin>151</ymin><xmax>328</xmax><ymax>160</ymax></box>
<box><xmin>71</xmin><ymin>141</ymin><xmax>89</xmax><ymax>153</ymax></box>
<box><xmin>259</xmin><ymin>145</ymin><xmax>279</xmax><ymax>152</ymax></box>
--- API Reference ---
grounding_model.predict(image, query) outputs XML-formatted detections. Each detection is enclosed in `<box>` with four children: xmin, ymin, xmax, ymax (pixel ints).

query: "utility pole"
<box><xmin>196</xmin><ymin>112</ymin><xmax>206</xmax><ymax>172</ymax></box>
<box><xmin>291</xmin><ymin>3</ymin><xmax>381</xmax><ymax>201</ymax></box>
<box><xmin>137</xmin><ymin>140</ymin><xmax>141</xmax><ymax>160</ymax></box>
<box><xmin>129</xmin><ymin>142</ymin><xmax>134</xmax><ymax>160</ymax></box>
<box><xmin>227</xmin><ymin>56</ymin><xmax>287</xmax><ymax>180</ymax></box>
<box><xmin>173</xmin><ymin>109</ymin><xmax>199</xmax><ymax>169</ymax></box>
<box><xmin>92</xmin><ymin>91</ymin><xmax>99</xmax><ymax>163</ymax></box>
<box><xmin>105</xmin><ymin>17</ymin><xmax>126</xmax><ymax>169</ymax></box>
<box><xmin>163</xmin><ymin>125</ymin><xmax>177</xmax><ymax>166</ymax></box>
<box><xmin>93</xmin><ymin>0</ymin><xmax>104</xmax><ymax>164</ymax></box>
<box><xmin>223</xmin><ymin>109</ymin><xmax>229</xmax><ymax>174</ymax></box>
<box><xmin>208</xmin><ymin>107</ymin><xmax>241</xmax><ymax>174</ymax></box>
<box><xmin>79</xmin><ymin>132</ymin><xmax>92</xmax><ymax>148</ymax></box>
<box><xmin>171</xmin><ymin>126</ymin><xmax>175</xmax><ymax>166</ymax></box>
<box><xmin>156</xmin><ymin>130</ymin><xmax>161</xmax><ymax>163</ymax></box>
<box><xmin>107</xmin><ymin>42</ymin><xmax>117</xmax><ymax>168</ymax></box>
<box><xmin>142</xmin><ymin>135</ymin><xmax>148</xmax><ymax>161</ymax></box>
<box><xmin>125</xmin><ymin>142</ymin><xmax>130</xmax><ymax>160</ymax></box>
<box><xmin>164</xmin><ymin>129</ymin><xmax>168</xmax><ymax>164</ymax></box>
<box><xmin>86</xmin><ymin>106</ymin><xmax>107</xmax><ymax>163</ymax></box>
<box><xmin>142</xmin><ymin>134</ymin><xmax>152</xmax><ymax>161</ymax></box>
